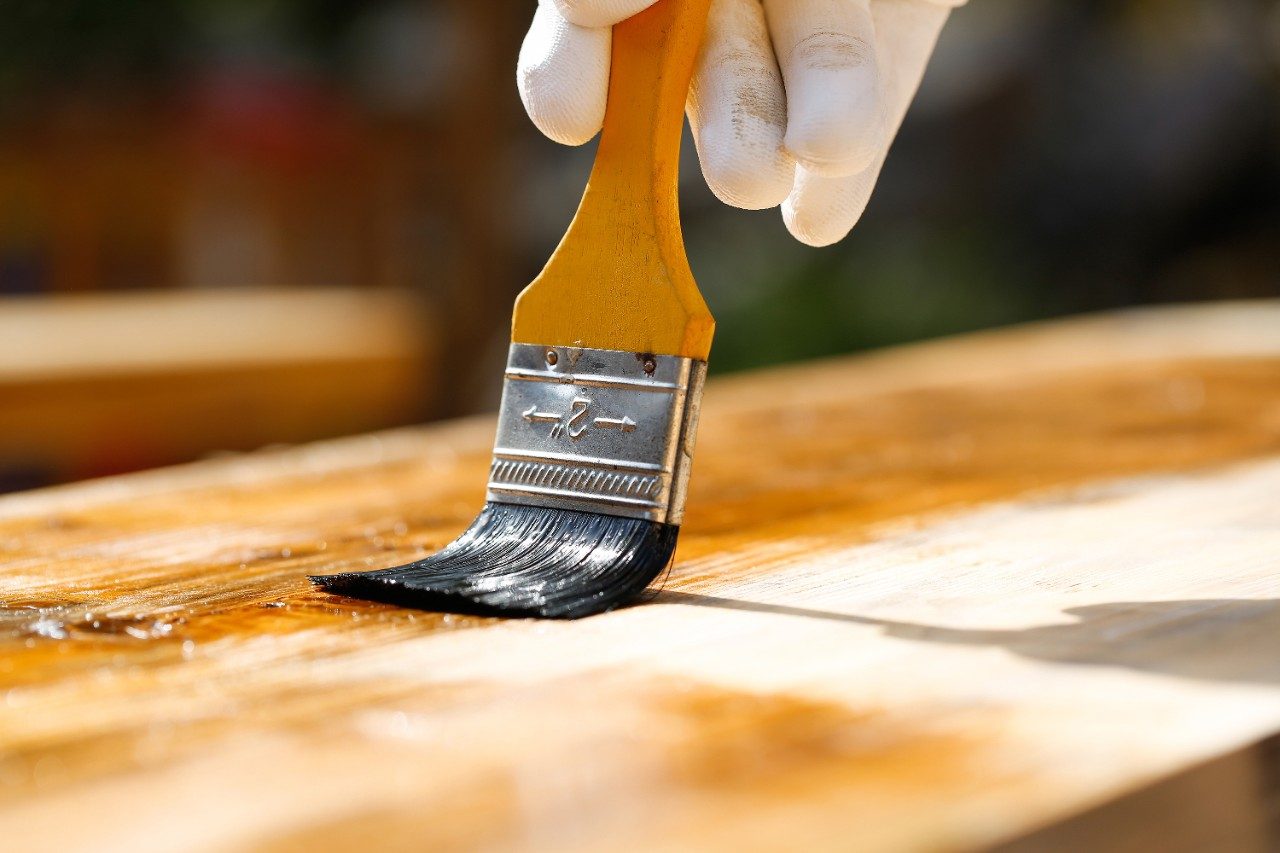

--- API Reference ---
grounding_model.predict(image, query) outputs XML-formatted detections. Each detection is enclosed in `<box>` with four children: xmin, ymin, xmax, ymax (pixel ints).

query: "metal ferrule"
<box><xmin>486</xmin><ymin>343</ymin><xmax>706</xmax><ymax>525</ymax></box>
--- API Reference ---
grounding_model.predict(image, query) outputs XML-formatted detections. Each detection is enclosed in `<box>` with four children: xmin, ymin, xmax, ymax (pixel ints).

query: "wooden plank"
<box><xmin>0</xmin><ymin>287</ymin><xmax>437</xmax><ymax>485</ymax></box>
<box><xmin>0</xmin><ymin>301</ymin><xmax>1278</xmax><ymax>851</ymax></box>
<box><xmin>996</xmin><ymin>734</ymin><xmax>1280</xmax><ymax>852</ymax></box>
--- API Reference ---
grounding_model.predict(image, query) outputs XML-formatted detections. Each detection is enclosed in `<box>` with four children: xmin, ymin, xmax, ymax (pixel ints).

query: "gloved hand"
<box><xmin>518</xmin><ymin>0</ymin><xmax>964</xmax><ymax>247</ymax></box>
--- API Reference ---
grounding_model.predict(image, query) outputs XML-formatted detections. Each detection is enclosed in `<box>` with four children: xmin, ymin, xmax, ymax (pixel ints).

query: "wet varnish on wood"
<box><xmin>2</xmin><ymin>302</ymin><xmax>1280</xmax><ymax>851</ymax></box>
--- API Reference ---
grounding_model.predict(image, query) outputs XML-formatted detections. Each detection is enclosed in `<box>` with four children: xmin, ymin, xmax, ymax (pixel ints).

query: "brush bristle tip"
<box><xmin>309</xmin><ymin>503</ymin><xmax>679</xmax><ymax>619</ymax></box>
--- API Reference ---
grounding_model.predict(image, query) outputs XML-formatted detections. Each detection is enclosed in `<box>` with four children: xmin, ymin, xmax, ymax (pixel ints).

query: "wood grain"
<box><xmin>0</xmin><ymin>302</ymin><xmax>1278</xmax><ymax>851</ymax></box>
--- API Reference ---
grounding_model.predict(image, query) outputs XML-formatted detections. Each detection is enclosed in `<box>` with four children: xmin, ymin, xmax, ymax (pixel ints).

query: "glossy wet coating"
<box><xmin>1</xmin><ymin>304</ymin><xmax>1279</xmax><ymax>850</ymax></box>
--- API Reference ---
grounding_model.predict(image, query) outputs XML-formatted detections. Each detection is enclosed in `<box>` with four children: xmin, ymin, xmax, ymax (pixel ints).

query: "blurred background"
<box><xmin>1</xmin><ymin>0</ymin><xmax>1277</xmax><ymax>492</ymax></box>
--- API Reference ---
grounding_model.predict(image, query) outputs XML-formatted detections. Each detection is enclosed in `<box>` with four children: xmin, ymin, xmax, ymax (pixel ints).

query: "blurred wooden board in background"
<box><xmin>0</xmin><ymin>287</ymin><xmax>436</xmax><ymax>488</ymax></box>
<box><xmin>0</xmin><ymin>301</ymin><xmax>1278</xmax><ymax>851</ymax></box>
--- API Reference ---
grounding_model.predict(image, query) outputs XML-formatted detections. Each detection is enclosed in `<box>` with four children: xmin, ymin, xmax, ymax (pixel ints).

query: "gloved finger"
<box><xmin>782</xmin><ymin>164</ymin><xmax>877</xmax><ymax>246</ymax></box>
<box><xmin>688</xmin><ymin>0</ymin><xmax>794</xmax><ymax>210</ymax></box>
<box><xmin>549</xmin><ymin>0</ymin><xmax>662</xmax><ymax>28</ymax></box>
<box><xmin>764</xmin><ymin>0</ymin><xmax>886</xmax><ymax>178</ymax></box>
<box><xmin>783</xmin><ymin>0</ymin><xmax>951</xmax><ymax>245</ymax></box>
<box><xmin>517</xmin><ymin>3</ymin><xmax>611</xmax><ymax>146</ymax></box>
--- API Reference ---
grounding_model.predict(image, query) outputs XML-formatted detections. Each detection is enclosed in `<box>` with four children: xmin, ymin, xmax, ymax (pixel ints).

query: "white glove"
<box><xmin>518</xmin><ymin>0</ymin><xmax>963</xmax><ymax>247</ymax></box>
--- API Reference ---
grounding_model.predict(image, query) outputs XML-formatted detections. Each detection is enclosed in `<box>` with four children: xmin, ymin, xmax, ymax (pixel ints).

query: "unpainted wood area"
<box><xmin>0</xmin><ymin>302</ymin><xmax>1278</xmax><ymax>851</ymax></box>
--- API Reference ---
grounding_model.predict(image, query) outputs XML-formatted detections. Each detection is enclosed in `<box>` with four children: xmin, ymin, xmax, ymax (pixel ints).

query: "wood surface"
<box><xmin>0</xmin><ymin>287</ymin><xmax>436</xmax><ymax>486</ymax></box>
<box><xmin>1</xmin><ymin>302</ymin><xmax>1279</xmax><ymax>851</ymax></box>
<box><xmin>512</xmin><ymin>0</ymin><xmax>716</xmax><ymax>360</ymax></box>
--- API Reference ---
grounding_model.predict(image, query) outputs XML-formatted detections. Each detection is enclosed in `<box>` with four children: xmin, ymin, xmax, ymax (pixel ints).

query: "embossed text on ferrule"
<box><xmin>487</xmin><ymin>343</ymin><xmax>706</xmax><ymax>524</ymax></box>
<box><xmin>520</xmin><ymin>396</ymin><xmax>638</xmax><ymax>441</ymax></box>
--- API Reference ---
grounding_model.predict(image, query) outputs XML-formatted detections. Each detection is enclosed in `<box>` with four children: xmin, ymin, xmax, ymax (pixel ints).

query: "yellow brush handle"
<box><xmin>511</xmin><ymin>0</ymin><xmax>715</xmax><ymax>361</ymax></box>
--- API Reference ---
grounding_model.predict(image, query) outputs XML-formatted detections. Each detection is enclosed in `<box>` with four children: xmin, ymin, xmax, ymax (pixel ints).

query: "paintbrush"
<box><xmin>311</xmin><ymin>0</ymin><xmax>714</xmax><ymax>618</ymax></box>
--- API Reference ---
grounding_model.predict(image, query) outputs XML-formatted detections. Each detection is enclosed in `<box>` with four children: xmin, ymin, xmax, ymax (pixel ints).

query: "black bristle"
<box><xmin>310</xmin><ymin>503</ymin><xmax>679</xmax><ymax>619</ymax></box>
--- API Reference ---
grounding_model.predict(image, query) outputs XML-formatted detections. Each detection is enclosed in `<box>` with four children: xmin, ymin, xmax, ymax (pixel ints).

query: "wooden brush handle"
<box><xmin>511</xmin><ymin>0</ymin><xmax>715</xmax><ymax>361</ymax></box>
